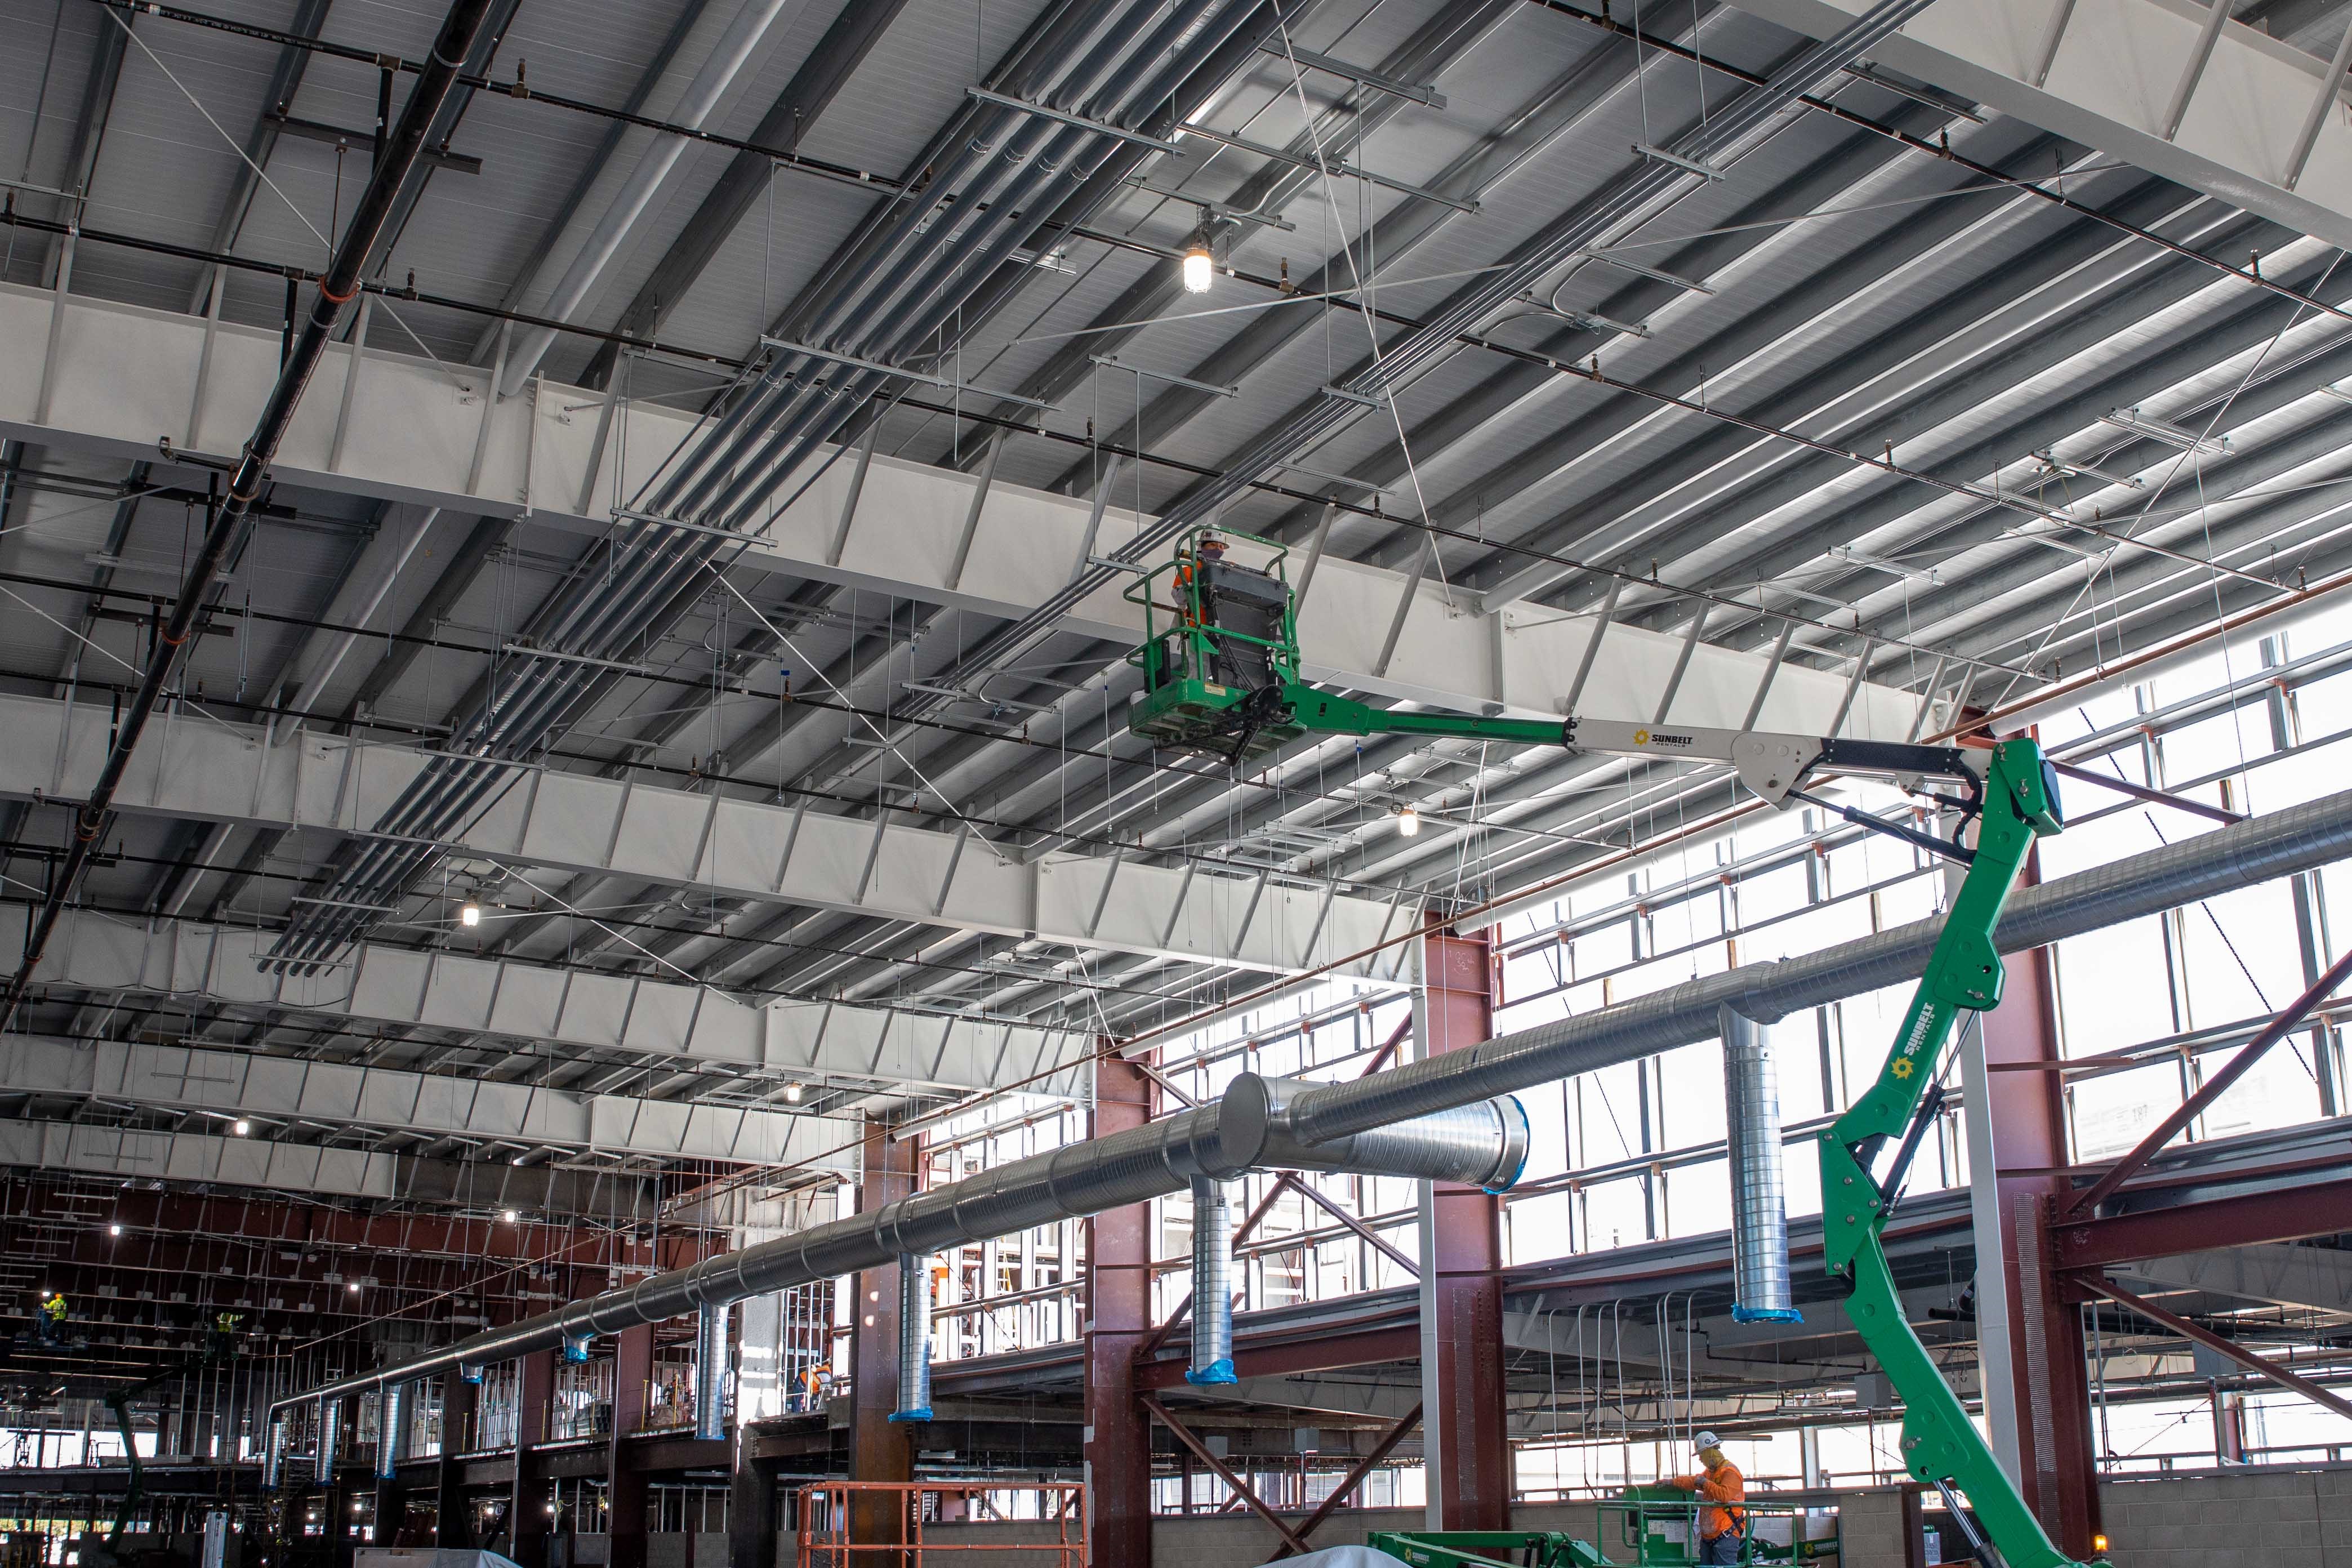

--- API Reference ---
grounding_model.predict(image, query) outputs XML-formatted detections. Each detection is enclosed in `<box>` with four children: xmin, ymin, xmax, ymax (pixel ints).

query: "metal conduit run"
<box><xmin>269</xmin><ymin>783</ymin><xmax>2352</xmax><ymax>1416</ymax></box>
<box><xmin>1186</xmin><ymin>1177</ymin><xmax>1237</xmax><ymax>1386</ymax></box>
<box><xmin>270</xmin><ymin>1078</ymin><xmax>1526</xmax><ymax>1411</ymax></box>
<box><xmin>0</xmin><ymin>0</ymin><xmax>500</xmax><ymax>1027</ymax></box>
<box><xmin>263</xmin><ymin>0</ymin><xmax>1279</xmax><ymax>971</ymax></box>
<box><xmin>694</xmin><ymin>1303</ymin><xmax>730</xmax><ymax>1440</ymax></box>
<box><xmin>1720</xmin><ymin>1004</ymin><xmax>1798</xmax><ymax>1324</ymax></box>
<box><xmin>899</xmin><ymin>0</ymin><xmax>1941</xmax><ymax>720</ymax></box>
<box><xmin>890</xmin><ymin>1258</ymin><xmax>933</xmax><ymax>1423</ymax></box>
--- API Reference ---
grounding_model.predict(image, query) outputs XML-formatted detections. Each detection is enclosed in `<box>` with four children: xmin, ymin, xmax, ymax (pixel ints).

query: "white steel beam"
<box><xmin>0</xmin><ymin>1117</ymin><xmax>402</xmax><ymax>1200</ymax></box>
<box><xmin>0</xmin><ymin>1032</ymin><xmax>859</xmax><ymax>1170</ymax></box>
<box><xmin>0</xmin><ymin>690</ymin><xmax>1407</xmax><ymax>979</ymax></box>
<box><xmin>0</xmin><ymin>905</ymin><xmax>1092</xmax><ymax>1101</ymax></box>
<box><xmin>0</xmin><ymin>284</ymin><xmax>1925</xmax><ymax>742</ymax></box>
<box><xmin>1723</xmin><ymin>0</ymin><xmax>2352</xmax><ymax>251</ymax></box>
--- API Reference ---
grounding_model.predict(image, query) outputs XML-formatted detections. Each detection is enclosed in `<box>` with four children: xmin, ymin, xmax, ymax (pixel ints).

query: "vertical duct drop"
<box><xmin>262</xmin><ymin>1414</ymin><xmax>287</xmax><ymax>1490</ymax></box>
<box><xmin>694</xmin><ymin>1303</ymin><xmax>730</xmax><ymax>1441</ymax></box>
<box><xmin>376</xmin><ymin>1380</ymin><xmax>409</xmax><ymax>1480</ymax></box>
<box><xmin>1187</xmin><ymin>1177</ymin><xmax>1236</xmax><ymax>1386</ymax></box>
<box><xmin>888</xmin><ymin>1257</ymin><xmax>932</xmax><ymax>1423</ymax></box>
<box><xmin>316</xmin><ymin>1396</ymin><xmax>341</xmax><ymax>1480</ymax></box>
<box><xmin>1721</xmin><ymin>1004</ymin><xmax>1800</xmax><ymax>1323</ymax></box>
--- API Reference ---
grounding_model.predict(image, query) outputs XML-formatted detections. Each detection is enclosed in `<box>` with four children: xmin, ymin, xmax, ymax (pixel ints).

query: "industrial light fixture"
<box><xmin>346</xmin><ymin>1282</ymin><xmax>360</xmax><ymax>1294</ymax></box>
<box><xmin>1180</xmin><ymin>230</ymin><xmax>1215</xmax><ymax>294</ymax></box>
<box><xmin>1395</xmin><ymin>804</ymin><xmax>1420</xmax><ymax>838</ymax></box>
<box><xmin>109</xmin><ymin>1223</ymin><xmax>122</xmax><ymax>1237</ymax></box>
<box><xmin>460</xmin><ymin>900</ymin><xmax>482</xmax><ymax>929</ymax></box>
<box><xmin>784</xmin><ymin>1082</ymin><xmax>805</xmax><ymax>1104</ymax></box>
<box><xmin>501</xmin><ymin>1209</ymin><xmax>518</xmax><ymax>1223</ymax></box>
<box><xmin>231</xmin><ymin>1119</ymin><xmax>251</xmax><ymax>1137</ymax></box>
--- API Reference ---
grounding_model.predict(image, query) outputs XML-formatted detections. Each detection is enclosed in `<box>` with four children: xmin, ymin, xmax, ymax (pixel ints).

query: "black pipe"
<box><xmin>0</xmin><ymin>0</ymin><xmax>498</xmax><ymax>1030</ymax></box>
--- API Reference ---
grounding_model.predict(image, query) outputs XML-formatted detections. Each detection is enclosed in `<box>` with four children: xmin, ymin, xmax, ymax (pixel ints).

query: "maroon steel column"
<box><xmin>1420</xmin><ymin>924</ymin><xmax>1511</xmax><ymax>1530</ymax></box>
<box><xmin>849</xmin><ymin>1117</ymin><xmax>917</xmax><ymax>1551</ymax></box>
<box><xmin>728</xmin><ymin>1425</ymin><xmax>779</xmax><ymax>1568</ymax></box>
<box><xmin>607</xmin><ymin>1325</ymin><xmax>654</xmax><ymax>1568</ymax></box>
<box><xmin>1976</xmin><ymin>847</ymin><xmax>2102</xmax><ymax>1557</ymax></box>
<box><xmin>508</xmin><ymin>1349</ymin><xmax>555</xmax><ymax>1568</ymax></box>
<box><xmin>1088</xmin><ymin>1052</ymin><xmax>1155</xmax><ymax>1566</ymax></box>
<box><xmin>436</xmin><ymin>1370</ymin><xmax>478</xmax><ymax>1546</ymax></box>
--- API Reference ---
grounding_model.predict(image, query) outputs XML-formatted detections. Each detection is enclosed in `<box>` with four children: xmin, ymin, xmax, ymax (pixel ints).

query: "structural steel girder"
<box><xmin>0</xmin><ymin>905</ymin><xmax>1092</xmax><ymax>1101</ymax></box>
<box><xmin>4</xmin><ymin>1185</ymin><xmax>675</xmax><ymax>1267</ymax></box>
<box><xmin>0</xmin><ymin>1115</ymin><xmax>403</xmax><ymax>1199</ymax></box>
<box><xmin>1723</xmin><ymin>0</ymin><xmax>2352</xmax><ymax>251</ymax></box>
<box><xmin>0</xmin><ymin>689</ymin><xmax>1407</xmax><ymax>982</ymax></box>
<box><xmin>2119</xmin><ymin>1242</ymin><xmax>2352</xmax><ymax>1315</ymax></box>
<box><xmin>0</xmin><ymin>1032</ymin><xmax>858</xmax><ymax>1170</ymax></box>
<box><xmin>0</xmin><ymin>284</ymin><xmax>1925</xmax><ymax>743</ymax></box>
<box><xmin>2053</xmin><ymin>1171</ymin><xmax>2352</xmax><ymax>1268</ymax></box>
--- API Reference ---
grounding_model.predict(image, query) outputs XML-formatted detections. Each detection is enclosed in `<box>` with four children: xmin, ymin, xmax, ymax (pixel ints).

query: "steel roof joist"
<box><xmin>0</xmin><ymin>281</ymin><xmax>1927</xmax><ymax>732</ymax></box>
<box><xmin>0</xmin><ymin>905</ymin><xmax>1093</xmax><ymax>1102</ymax></box>
<box><xmin>0</xmin><ymin>689</ymin><xmax>1409</xmax><ymax>979</ymax></box>
<box><xmin>0</xmin><ymin>1032</ymin><xmax>860</xmax><ymax>1170</ymax></box>
<box><xmin>1723</xmin><ymin>0</ymin><xmax>2352</xmax><ymax>251</ymax></box>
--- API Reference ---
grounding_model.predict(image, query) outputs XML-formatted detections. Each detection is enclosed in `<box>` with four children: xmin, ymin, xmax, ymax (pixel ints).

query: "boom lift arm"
<box><xmin>1126</xmin><ymin>528</ymin><xmax>2096</xmax><ymax>1568</ymax></box>
<box><xmin>1820</xmin><ymin>738</ymin><xmax>2081</xmax><ymax>1568</ymax></box>
<box><xmin>99</xmin><ymin>1335</ymin><xmax>241</xmax><ymax>1550</ymax></box>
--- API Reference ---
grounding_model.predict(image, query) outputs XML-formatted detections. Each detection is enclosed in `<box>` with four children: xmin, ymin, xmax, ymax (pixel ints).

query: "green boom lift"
<box><xmin>1126</xmin><ymin>527</ymin><xmax>2099</xmax><ymax>1568</ymax></box>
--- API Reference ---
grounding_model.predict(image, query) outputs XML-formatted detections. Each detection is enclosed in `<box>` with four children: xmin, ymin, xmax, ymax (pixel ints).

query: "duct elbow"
<box><xmin>1219</xmin><ymin>1073</ymin><xmax>1531</xmax><ymax>1192</ymax></box>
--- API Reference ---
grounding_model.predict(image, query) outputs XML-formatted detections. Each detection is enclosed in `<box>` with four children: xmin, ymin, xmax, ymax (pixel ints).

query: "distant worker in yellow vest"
<box><xmin>1665</xmin><ymin>1431</ymin><xmax>1747</xmax><ymax>1564</ymax></box>
<box><xmin>36</xmin><ymin>1291</ymin><xmax>67</xmax><ymax>1346</ymax></box>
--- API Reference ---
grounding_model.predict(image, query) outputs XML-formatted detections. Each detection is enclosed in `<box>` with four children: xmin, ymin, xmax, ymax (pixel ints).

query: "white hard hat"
<box><xmin>1694</xmin><ymin>1430</ymin><xmax>1724</xmax><ymax>1451</ymax></box>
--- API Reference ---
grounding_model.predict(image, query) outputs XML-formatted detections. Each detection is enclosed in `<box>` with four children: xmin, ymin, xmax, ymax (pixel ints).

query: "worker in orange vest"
<box><xmin>1171</xmin><ymin>534</ymin><xmax>1227</xmax><ymax>629</ymax></box>
<box><xmin>1665</xmin><ymin>1431</ymin><xmax>1747</xmax><ymax>1563</ymax></box>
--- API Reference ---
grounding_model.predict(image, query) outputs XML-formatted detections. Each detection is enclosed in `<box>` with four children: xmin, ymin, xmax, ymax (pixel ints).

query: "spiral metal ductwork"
<box><xmin>890</xmin><ymin>1257</ymin><xmax>933</xmax><ymax>1423</ymax></box>
<box><xmin>270</xmin><ymin>785</ymin><xmax>2352</xmax><ymax>1417</ymax></box>
<box><xmin>271</xmin><ymin>1072</ymin><xmax>1526</xmax><ymax>1410</ymax></box>
<box><xmin>1720</xmin><ymin>1005</ymin><xmax>1797</xmax><ymax>1324</ymax></box>
<box><xmin>694</xmin><ymin>1303</ymin><xmax>730</xmax><ymax>1440</ymax></box>
<box><xmin>1224</xmin><ymin>1073</ymin><xmax>1529</xmax><ymax>1192</ymax></box>
<box><xmin>262</xmin><ymin>1415</ymin><xmax>287</xmax><ymax>1490</ymax></box>
<box><xmin>1186</xmin><ymin>1178</ymin><xmax>1236</xmax><ymax>1386</ymax></box>
<box><xmin>375</xmin><ymin>1382</ymin><xmax>408</xmax><ymax>1480</ymax></box>
<box><xmin>1279</xmin><ymin>786</ymin><xmax>2352</xmax><ymax>1151</ymax></box>
<box><xmin>316</xmin><ymin>1396</ymin><xmax>342</xmax><ymax>1478</ymax></box>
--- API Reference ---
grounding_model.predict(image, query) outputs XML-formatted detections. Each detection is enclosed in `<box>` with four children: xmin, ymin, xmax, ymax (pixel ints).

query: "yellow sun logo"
<box><xmin>1634</xmin><ymin>729</ymin><xmax>1651</xmax><ymax>745</ymax></box>
<box><xmin>1891</xmin><ymin>1057</ymin><xmax>1916</xmax><ymax>1080</ymax></box>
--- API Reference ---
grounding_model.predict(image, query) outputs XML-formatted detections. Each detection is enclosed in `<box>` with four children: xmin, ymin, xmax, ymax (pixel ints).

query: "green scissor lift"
<box><xmin>1370</xmin><ymin>1490</ymin><xmax>1838</xmax><ymax>1568</ymax></box>
<box><xmin>1125</xmin><ymin>527</ymin><xmax>2108</xmax><ymax>1568</ymax></box>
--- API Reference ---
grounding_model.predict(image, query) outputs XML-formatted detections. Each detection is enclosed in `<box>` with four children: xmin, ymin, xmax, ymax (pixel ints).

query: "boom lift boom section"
<box><xmin>1125</xmin><ymin>527</ymin><xmax>2095</xmax><ymax>1568</ymax></box>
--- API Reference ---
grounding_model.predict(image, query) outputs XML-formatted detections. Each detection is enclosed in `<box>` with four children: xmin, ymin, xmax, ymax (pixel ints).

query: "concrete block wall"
<box><xmin>2096</xmin><ymin>1465</ymin><xmax>2352</xmax><ymax>1568</ymax></box>
<box><xmin>914</xmin><ymin>1490</ymin><xmax>1879</xmax><ymax>1568</ymax></box>
<box><xmin>587</xmin><ymin>1466</ymin><xmax>2352</xmax><ymax>1568</ymax></box>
